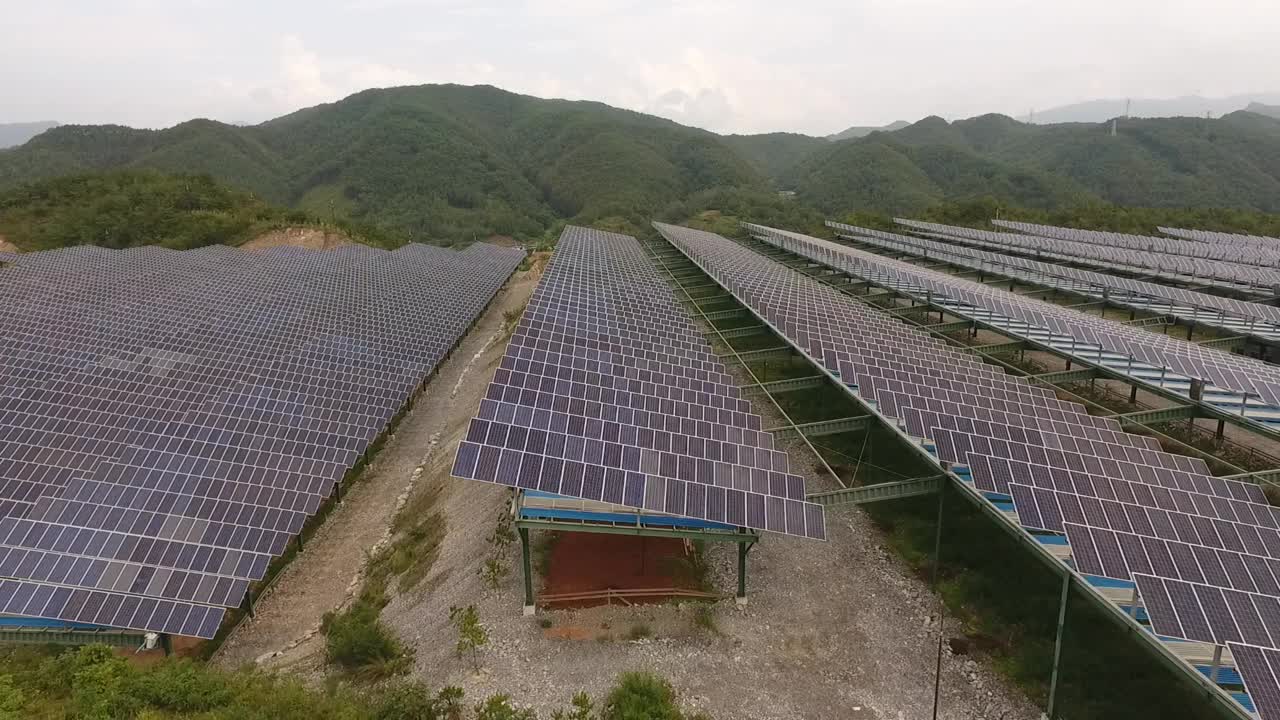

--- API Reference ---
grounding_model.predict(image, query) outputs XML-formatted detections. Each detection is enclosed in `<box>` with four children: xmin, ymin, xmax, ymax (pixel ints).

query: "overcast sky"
<box><xmin>3</xmin><ymin>0</ymin><xmax>1278</xmax><ymax>135</ymax></box>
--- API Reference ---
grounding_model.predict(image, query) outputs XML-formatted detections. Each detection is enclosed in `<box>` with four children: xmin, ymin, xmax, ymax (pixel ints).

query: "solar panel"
<box><xmin>450</xmin><ymin>226</ymin><xmax>826</xmax><ymax>540</ymax></box>
<box><xmin>1229</xmin><ymin>643</ymin><xmax>1280</xmax><ymax>720</ymax></box>
<box><xmin>0</xmin><ymin>241</ymin><xmax>525</xmax><ymax>637</ymax></box>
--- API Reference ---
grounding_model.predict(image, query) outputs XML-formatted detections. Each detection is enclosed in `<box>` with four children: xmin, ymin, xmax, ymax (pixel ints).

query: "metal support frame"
<box><xmin>764</xmin><ymin>415</ymin><xmax>874</xmax><ymax>437</ymax></box>
<box><xmin>808</xmin><ymin>476</ymin><xmax>943</xmax><ymax>506</ymax></box>
<box><xmin>1046</xmin><ymin>571</ymin><xmax>1071</xmax><ymax>719</ymax></box>
<box><xmin>736</xmin><ymin>536</ymin><xmax>754</xmax><ymax>605</ymax></box>
<box><xmin>519</xmin><ymin>526</ymin><xmax>535</xmax><ymax>615</ymax></box>
<box><xmin>656</xmin><ymin>227</ymin><xmax>1254</xmax><ymax>720</ymax></box>
<box><xmin>746</xmin><ymin>375</ymin><xmax>828</xmax><ymax>394</ymax></box>
<box><xmin>1028</xmin><ymin>368</ymin><xmax>1100</xmax><ymax>386</ymax></box>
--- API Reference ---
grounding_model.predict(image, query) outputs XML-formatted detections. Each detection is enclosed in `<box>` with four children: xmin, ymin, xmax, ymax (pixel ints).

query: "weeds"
<box><xmin>625</xmin><ymin>623</ymin><xmax>653</xmax><ymax>641</ymax></box>
<box><xmin>449</xmin><ymin>604</ymin><xmax>489</xmax><ymax>670</ymax></box>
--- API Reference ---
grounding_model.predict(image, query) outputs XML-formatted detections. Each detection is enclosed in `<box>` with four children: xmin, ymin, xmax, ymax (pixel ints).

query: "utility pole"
<box><xmin>1125</xmin><ymin>98</ymin><xmax>1131</xmax><ymax>119</ymax></box>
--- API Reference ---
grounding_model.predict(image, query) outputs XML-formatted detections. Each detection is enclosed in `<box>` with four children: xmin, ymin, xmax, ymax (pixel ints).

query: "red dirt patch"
<box><xmin>484</xmin><ymin>234</ymin><xmax>520</xmax><ymax>248</ymax></box>
<box><xmin>540</xmin><ymin>533</ymin><xmax>703</xmax><ymax>608</ymax></box>
<box><xmin>241</xmin><ymin>227</ymin><xmax>353</xmax><ymax>251</ymax></box>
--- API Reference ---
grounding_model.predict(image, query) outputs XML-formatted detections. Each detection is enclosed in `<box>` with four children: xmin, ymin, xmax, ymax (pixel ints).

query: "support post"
<box><xmin>736</xmin><ymin>538</ymin><xmax>750</xmax><ymax>605</ymax></box>
<box><xmin>1129</xmin><ymin>385</ymin><xmax>1138</xmax><ymax>404</ymax></box>
<box><xmin>1046</xmin><ymin>572</ymin><xmax>1071</xmax><ymax>719</ymax></box>
<box><xmin>1187</xmin><ymin>323</ymin><xmax>1194</xmax><ymax>341</ymax></box>
<box><xmin>519</xmin><ymin>527</ymin><xmax>535</xmax><ymax>615</ymax></box>
<box><xmin>160</xmin><ymin>633</ymin><xmax>173</xmax><ymax>657</ymax></box>
<box><xmin>242</xmin><ymin>589</ymin><xmax>255</xmax><ymax>619</ymax></box>
<box><xmin>1210</xmin><ymin>645</ymin><xmax>1223</xmax><ymax>685</ymax></box>
<box><xmin>1216</xmin><ymin>419</ymin><xmax>1225</xmax><ymax>441</ymax></box>
<box><xmin>931</xmin><ymin>486</ymin><xmax>946</xmax><ymax>720</ymax></box>
<box><xmin>334</xmin><ymin>479</ymin><xmax>342</xmax><ymax>503</ymax></box>
<box><xmin>296</xmin><ymin>534</ymin><xmax>304</xmax><ymax>554</ymax></box>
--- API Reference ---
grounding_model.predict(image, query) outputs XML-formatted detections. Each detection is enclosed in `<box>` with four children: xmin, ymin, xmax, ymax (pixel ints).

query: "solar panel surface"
<box><xmin>0</xmin><ymin>241</ymin><xmax>525</xmax><ymax>636</ymax></box>
<box><xmin>450</xmin><ymin>226</ymin><xmax>826</xmax><ymax>540</ymax></box>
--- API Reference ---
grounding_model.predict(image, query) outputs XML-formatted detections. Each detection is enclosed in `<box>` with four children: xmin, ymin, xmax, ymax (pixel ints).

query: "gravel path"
<box><xmin>211</xmin><ymin>262</ymin><xmax>542</xmax><ymax>669</ymax></box>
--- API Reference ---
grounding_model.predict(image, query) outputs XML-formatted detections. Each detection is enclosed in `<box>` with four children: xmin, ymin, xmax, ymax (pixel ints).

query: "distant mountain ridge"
<box><xmin>4</xmin><ymin>85</ymin><xmax>1280</xmax><ymax>244</ymax></box>
<box><xmin>0</xmin><ymin>121</ymin><xmax>60</xmax><ymax>149</ymax></box>
<box><xmin>826</xmin><ymin>120</ymin><xmax>910</xmax><ymax>141</ymax></box>
<box><xmin>1031</xmin><ymin>93</ymin><xmax>1280</xmax><ymax>124</ymax></box>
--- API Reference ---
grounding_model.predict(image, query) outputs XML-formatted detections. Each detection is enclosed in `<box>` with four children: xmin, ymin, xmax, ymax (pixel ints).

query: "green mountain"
<box><xmin>5</xmin><ymin>86</ymin><xmax>1280</xmax><ymax>247</ymax></box>
<box><xmin>1248</xmin><ymin>102</ymin><xmax>1280</xmax><ymax>120</ymax></box>
<box><xmin>720</xmin><ymin>132</ymin><xmax>828</xmax><ymax>181</ymax></box>
<box><xmin>784</xmin><ymin>111</ymin><xmax>1280</xmax><ymax>214</ymax></box>
<box><xmin>0</xmin><ymin>85</ymin><xmax>762</xmax><ymax>244</ymax></box>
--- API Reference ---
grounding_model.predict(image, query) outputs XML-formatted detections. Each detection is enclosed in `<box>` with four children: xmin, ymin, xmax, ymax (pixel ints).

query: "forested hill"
<box><xmin>4</xmin><ymin>84</ymin><xmax>1280</xmax><ymax>245</ymax></box>
<box><xmin>780</xmin><ymin>111</ymin><xmax>1280</xmax><ymax>214</ymax></box>
<box><xmin>0</xmin><ymin>85</ymin><xmax>763</xmax><ymax>244</ymax></box>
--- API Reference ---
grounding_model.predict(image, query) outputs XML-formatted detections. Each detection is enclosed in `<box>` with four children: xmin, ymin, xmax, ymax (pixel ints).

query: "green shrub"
<box><xmin>474</xmin><ymin>694</ymin><xmax>537</xmax><ymax>720</ymax></box>
<box><xmin>602</xmin><ymin>672</ymin><xmax>683</xmax><ymax>720</ymax></box>
<box><xmin>322</xmin><ymin>597</ymin><xmax>413</xmax><ymax>678</ymax></box>
<box><xmin>0</xmin><ymin>674</ymin><xmax>24</xmax><ymax>720</ymax></box>
<box><xmin>132</xmin><ymin>659</ymin><xmax>233</xmax><ymax>711</ymax></box>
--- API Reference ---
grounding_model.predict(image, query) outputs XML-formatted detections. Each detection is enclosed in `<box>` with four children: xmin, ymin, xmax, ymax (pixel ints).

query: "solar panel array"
<box><xmin>450</xmin><ymin>226</ymin><xmax>826</xmax><ymax>540</ymax></box>
<box><xmin>748</xmin><ymin>223</ymin><xmax>1280</xmax><ymax>418</ymax></box>
<box><xmin>0</xmin><ymin>242</ymin><xmax>525</xmax><ymax>638</ymax></box>
<box><xmin>1162</xmin><ymin>227</ymin><xmax>1280</xmax><ymax>249</ymax></box>
<box><xmin>895</xmin><ymin>218</ymin><xmax>1280</xmax><ymax>293</ymax></box>
<box><xmin>994</xmin><ymin>220</ymin><xmax>1280</xmax><ymax>269</ymax></box>
<box><xmin>654</xmin><ymin>221</ymin><xmax>1279</xmax><ymax>718</ymax></box>
<box><xmin>828</xmin><ymin>221</ymin><xmax>1280</xmax><ymax>338</ymax></box>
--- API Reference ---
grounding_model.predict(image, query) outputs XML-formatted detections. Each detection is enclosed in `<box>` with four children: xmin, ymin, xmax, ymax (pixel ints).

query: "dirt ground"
<box><xmin>218</xmin><ymin>252</ymin><xmax>1038</xmax><ymax>718</ymax></box>
<box><xmin>541</xmin><ymin>534</ymin><xmax>700</xmax><ymax>601</ymax></box>
<box><xmin>240</xmin><ymin>227</ymin><xmax>354</xmax><ymax>251</ymax></box>
<box><xmin>211</xmin><ymin>260</ymin><xmax>542</xmax><ymax>669</ymax></box>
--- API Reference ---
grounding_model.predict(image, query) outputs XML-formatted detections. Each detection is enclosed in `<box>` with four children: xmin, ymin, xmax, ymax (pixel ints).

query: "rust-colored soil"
<box><xmin>541</xmin><ymin>533</ymin><xmax>701</xmax><ymax>606</ymax></box>
<box><xmin>484</xmin><ymin>234</ymin><xmax>520</xmax><ymax>247</ymax></box>
<box><xmin>241</xmin><ymin>227</ymin><xmax>353</xmax><ymax>251</ymax></box>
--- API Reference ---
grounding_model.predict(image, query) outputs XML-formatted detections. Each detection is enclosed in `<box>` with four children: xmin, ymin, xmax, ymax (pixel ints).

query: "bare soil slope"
<box><xmin>240</xmin><ymin>227</ymin><xmax>353</xmax><ymax>251</ymax></box>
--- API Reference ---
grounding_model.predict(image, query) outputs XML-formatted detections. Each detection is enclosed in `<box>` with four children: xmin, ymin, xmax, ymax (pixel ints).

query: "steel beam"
<box><xmin>807</xmin><ymin>476</ymin><xmax>943</xmax><ymax>506</ymax></box>
<box><xmin>745</xmin><ymin>375</ymin><xmax>828</xmax><ymax>393</ymax></box>
<box><xmin>1115</xmin><ymin>406</ymin><xmax>1199</xmax><ymax>426</ymax></box>
<box><xmin>964</xmin><ymin>340</ymin><xmax>1027</xmax><ymax>356</ymax></box>
<box><xmin>1027</xmin><ymin>368</ymin><xmax>1100</xmax><ymax>386</ymax></box>
<box><xmin>1197</xmin><ymin>336</ymin><xmax>1248</xmax><ymax>351</ymax></box>
<box><xmin>764</xmin><ymin>415</ymin><xmax>874</xmax><ymax>437</ymax></box>
<box><xmin>735</xmin><ymin>346</ymin><xmax>794</xmax><ymax>363</ymax></box>
<box><xmin>701</xmin><ymin>308</ymin><xmax>745</xmax><ymax>321</ymax></box>
<box><xmin>712</xmin><ymin>325</ymin><xmax>768</xmax><ymax>339</ymax></box>
<box><xmin>925</xmin><ymin>320</ymin><xmax>975</xmax><ymax>334</ymax></box>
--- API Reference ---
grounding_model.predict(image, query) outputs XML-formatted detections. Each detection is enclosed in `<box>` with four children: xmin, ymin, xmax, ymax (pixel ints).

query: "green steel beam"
<box><xmin>1027</xmin><ymin>368</ymin><xmax>1100</xmax><ymax>386</ymax></box>
<box><xmin>735</xmin><ymin>346</ymin><xmax>795</xmax><ymax>363</ymax></box>
<box><xmin>807</xmin><ymin>476</ymin><xmax>943</xmax><ymax>506</ymax></box>
<box><xmin>1197</xmin><ymin>336</ymin><xmax>1248</xmax><ymax>351</ymax></box>
<box><xmin>713</xmin><ymin>325</ymin><xmax>769</xmax><ymax>339</ymax></box>
<box><xmin>702</xmin><ymin>308</ymin><xmax>746</xmax><ymax>321</ymax></box>
<box><xmin>516</xmin><ymin>518</ymin><xmax>758</xmax><ymax>543</ymax></box>
<box><xmin>925</xmin><ymin>320</ymin><xmax>975</xmax><ymax>334</ymax></box>
<box><xmin>964</xmin><ymin>340</ymin><xmax>1027</xmax><ymax>356</ymax></box>
<box><xmin>1064</xmin><ymin>300</ymin><xmax>1108</xmax><ymax>310</ymax></box>
<box><xmin>680</xmin><ymin>282</ymin><xmax>722</xmax><ymax>292</ymax></box>
<box><xmin>764</xmin><ymin>415</ymin><xmax>874</xmax><ymax>437</ymax></box>
<box><xmin>1116</xmin><ymin>406</ymin><xmax>1199</xmax><ymax>426</ymax></box>
<box><xmin>745</xmin><ymin>375</ymin><xmax>828</xmax><ymax>393</ymax></box>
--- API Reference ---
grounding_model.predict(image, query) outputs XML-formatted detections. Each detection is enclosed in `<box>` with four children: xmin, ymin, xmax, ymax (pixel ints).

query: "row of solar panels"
<box><xmin>0</xmin><ymin>242</ymin><xmax>526</xmax><ymax>637</ymax></box>
<box><xmin>676</xmin><ymin>221</ymin><xmax>1278</xmax><ymax>720</ymax></box>
<box><xmin>449</xmin><ymin>226</ymin><xmax>827</xmax><ymax>540</ymax></box>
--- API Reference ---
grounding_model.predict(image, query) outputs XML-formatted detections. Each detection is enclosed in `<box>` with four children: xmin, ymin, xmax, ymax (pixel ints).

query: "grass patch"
<box><xmin>625</xmin><ymin>624</ymin><xmax>653</xmax><ymax>641</ymax></box>
<box><xmin>692</xmin><ymin>605</ymin><xmax>721</xmax><ymax>637</ymax></box>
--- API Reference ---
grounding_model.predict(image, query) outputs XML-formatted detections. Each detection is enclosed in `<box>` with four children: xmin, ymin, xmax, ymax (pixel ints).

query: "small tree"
<box><xmin>448</xmin><ymin>605</ymin><xmax>489</xmax><ymax>670</ymax></box>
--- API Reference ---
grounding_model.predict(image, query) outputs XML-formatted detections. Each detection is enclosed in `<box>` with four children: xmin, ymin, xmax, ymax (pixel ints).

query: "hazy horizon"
<box><xmin>4</xmin><ymin>0</ymin><xmax>1278</xmax><ymax>135</ymax></box>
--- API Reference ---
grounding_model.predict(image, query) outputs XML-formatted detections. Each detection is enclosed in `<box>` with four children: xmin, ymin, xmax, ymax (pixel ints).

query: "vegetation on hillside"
<box><xmin>0</xmin><ymin>85</ymin><xmax>764</xmax><ymax>245</ymax></box>
<box><xmin>7</xmin><ymin>86</ymin><xmax>1280</xmax><ymax>249</ymax></box>
<box><xmin>786</xmin><ymin>110</ymin><xmax>1280</xmax><ymax>215</ymax></box>
<box><xmin>0</xmin><ymin>170</ymin><xmax>399</xmax><ymax>251</ymax></box>
<box><xmin>0</xmin><ymin>644</ymin><xmax>705</xmax><ymax>720</ymax></box>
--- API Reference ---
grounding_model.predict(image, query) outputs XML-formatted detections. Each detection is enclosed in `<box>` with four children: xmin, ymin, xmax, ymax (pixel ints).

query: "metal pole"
<box><xmin>1046</xmin><ymin>571</ymin><xmax>1071</xmax><ymax>719</ymax></box>
<box><xmin>519</xmin><ymin>527</ymin><xmax>535</xmax><ymax>615</ymax></box>
<box><xmin>1210</xmin><ymin>645</ymin><xmax>1223</xmax><ymax>685</ymax></box>
<box><xmin>931</xmin><ymin>487</ymin><xmax>946</xmax><ymax>720</ymax></box>
<box><xmin>737</xmin><ymin>537</ymin><xmax>750</xmax><ymax>605</ymax></box>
